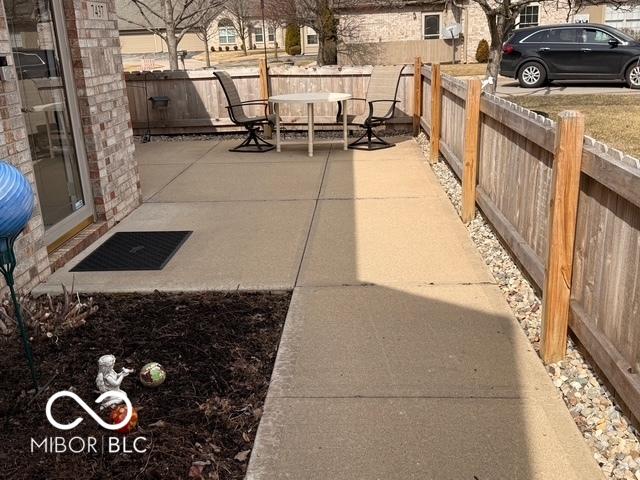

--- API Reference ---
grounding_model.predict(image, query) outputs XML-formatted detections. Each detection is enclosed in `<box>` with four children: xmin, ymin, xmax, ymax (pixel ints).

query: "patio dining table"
<box><xmin>269</xmin><ymin>92</ymin><xmax>352</xmax><ymax>157</ymax></box>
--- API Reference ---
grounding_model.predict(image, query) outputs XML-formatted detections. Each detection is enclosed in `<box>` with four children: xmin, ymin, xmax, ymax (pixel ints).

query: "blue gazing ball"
<box><xmin>0</xmin><ymin>162</ymin><xmax>34</xmax><ymax>240</ymax></box>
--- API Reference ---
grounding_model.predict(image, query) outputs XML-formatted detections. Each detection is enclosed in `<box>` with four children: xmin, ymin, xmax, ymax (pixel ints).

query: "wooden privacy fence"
<box><xmin>419</xmin><ymin>61</ymin><xmax>640</xmax><ymax>422</ymax></box>
<box><xmin>124</xmin><ymin>62</ymin><xmax>415</xmax><ymax>135</ymax></box>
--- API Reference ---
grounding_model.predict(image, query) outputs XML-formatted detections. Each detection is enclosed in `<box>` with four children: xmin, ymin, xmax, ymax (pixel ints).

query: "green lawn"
<box><xmin>508</xmin><ymin>94</ymin><xmax>640</xmax><ymax>159</ymax></box>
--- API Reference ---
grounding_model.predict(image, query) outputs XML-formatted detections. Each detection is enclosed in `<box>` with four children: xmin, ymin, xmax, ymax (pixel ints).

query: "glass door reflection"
<box><xmin>6</xmin><ymin>0</ymin><xmax>91</xmax><ymax>234</ymax></box>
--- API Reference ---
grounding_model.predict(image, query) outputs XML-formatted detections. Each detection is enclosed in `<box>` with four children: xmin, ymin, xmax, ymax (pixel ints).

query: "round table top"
<box><xmin>269</xmin><ymin>92</ymin><xmax>352</xmax><ymax>104</ymax></box>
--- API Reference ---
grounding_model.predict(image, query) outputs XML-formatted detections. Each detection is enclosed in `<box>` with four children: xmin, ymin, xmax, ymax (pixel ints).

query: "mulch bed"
<box><xmin>0</xmin><ymin>291</ymin><xmax>290</xmax><ymax>480</ymax></box>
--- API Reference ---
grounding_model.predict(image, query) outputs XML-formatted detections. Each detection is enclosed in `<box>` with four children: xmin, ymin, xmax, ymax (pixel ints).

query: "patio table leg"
<box><xmin>275</xmin><ymin>103</ymin><xmax>281</xmax><ymax>152</ymax></box>
<box><xmin>307</xmin><ymin>102</ymin><xmax>314</xmax><ymax>157</ymax></box>
<box><xmin>342</xmin><ymin>99</ymin><xmax>348</xmax><ymax>150</ymax></box>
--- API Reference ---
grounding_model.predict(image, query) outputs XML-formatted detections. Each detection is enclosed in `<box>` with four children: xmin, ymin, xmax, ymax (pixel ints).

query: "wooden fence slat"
<box><xmin>480</xmin><ymin>96</ymin><xmax>556</xmax><ymax>153</ymax></box>
<box><xmin>461</xmin><ymin>79</ymin><xmax>482</xmax><ymax>224</ymax></box>
<box><xmin>581</xmin><ymin>145</ymin><xmax>640</xmax><ymax>210</ymax></box>
<box><xmin>429</xmin><ymin>63</ymin><xmax>442</xmax><ymax>164</ymax></box>
<box><xmin>541</xmin><ymin>111</ymin><xmax>586</xmax><ymax>364</ymax></box>
<box><xmin>412</xmin><ymin>57</ymin><xmax>422</xmax><ymax>136</ymax></box>
<box><xmin>570</xmin><ymin>302</ymin><xmax>640</xmax><ymax>421</ymax></box>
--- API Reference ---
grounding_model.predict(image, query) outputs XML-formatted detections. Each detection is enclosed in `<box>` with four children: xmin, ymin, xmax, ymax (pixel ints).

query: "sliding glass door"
<box><xmin>6</xmin><ymin>0</ymin><xmax>93</xmax><ymax>248</ymax></box>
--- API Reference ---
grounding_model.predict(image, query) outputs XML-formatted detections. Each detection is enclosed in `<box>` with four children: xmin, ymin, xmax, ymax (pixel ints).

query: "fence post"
<box><xmin>412</xmin><ymin>57</ymin><xmax>423</xmax><ymax>136</ymax></box>
<box><xmin>259</xmin><ymin>58</ymin><xmax>272</xmax><ymax>138</ymax></box>
<box><xmin>541</xmin><ymin>110</ymin><xmax>585</xmax><ymax>364</ymax></box>
<box><xmin>461</xmin><ymin>78</ymin><xmax>482</xmax><ymax>224</ymax></box>
<box><xmin>429</xmin><ymin>63</ymin><xmax>442</xmax><ymax>164</ymax></box>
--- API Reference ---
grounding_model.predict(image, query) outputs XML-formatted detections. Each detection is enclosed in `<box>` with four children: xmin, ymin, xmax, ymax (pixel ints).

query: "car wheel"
<box><xmin>626</xmin><ymin>63</ymin><xmax>640</xmax><ymax>89</ymax></box>
<box><xmin>518</xmin><ymin>62</ymin><xmax>546</xmax><ymax>88</ymax></box>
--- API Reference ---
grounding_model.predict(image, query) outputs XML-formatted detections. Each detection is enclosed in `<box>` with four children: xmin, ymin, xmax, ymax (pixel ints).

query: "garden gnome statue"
<box><xmin>96</xmin><ymin>354</ymin><xmax>134</xmax><ymax>409</ymax></box>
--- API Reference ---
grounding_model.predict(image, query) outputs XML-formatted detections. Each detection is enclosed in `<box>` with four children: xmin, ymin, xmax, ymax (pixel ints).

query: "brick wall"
<box><xmin>0</xmin><ymin>0</ymin><xmax>139</xmax><ymax>294</ymax></box>
<box><xmin>341</xmin><ymin>9</ymin><xmax>458</xmax><ymax>45</ymax></box>
<box><xmin>63</xmin><ymin>0</ymin><xmax>140</xmax><ymax>229</ymax></box>
<box><xmin>464</xmin><ymin>2</ymin><xmax>573</xmax><ymax>63</ymax></box>
<box><xmin>0</xmin><ymin>0</ymin><xmax>51</xmax><ymax>294</ymax></box>
<box><xmin>340</xmin><ymin>2</ymin><xmax>576</xmax><ymax>64</ymax></box>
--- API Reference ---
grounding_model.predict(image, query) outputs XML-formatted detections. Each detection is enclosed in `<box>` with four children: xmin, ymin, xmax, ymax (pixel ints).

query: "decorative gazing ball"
<box><xmin>110</xmin><ymin>405</ymin><xmax>138</xmax><ymax>434</ymax></box>
<box><xmin>139</xmin><ymin>362</ymin><xmax>166</xmax><ymax>387</ymax></box>
<box><xmin>0</xmin><ymin>162</ymin><xmax>34</xmax><ymax>241</ymax></box>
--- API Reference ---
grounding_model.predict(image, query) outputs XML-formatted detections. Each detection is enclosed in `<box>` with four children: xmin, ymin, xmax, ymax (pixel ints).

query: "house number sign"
<box><xmin>88</xmin><ymin>2</ymin><xmax>107</xmax><ymax>20</ymax></box>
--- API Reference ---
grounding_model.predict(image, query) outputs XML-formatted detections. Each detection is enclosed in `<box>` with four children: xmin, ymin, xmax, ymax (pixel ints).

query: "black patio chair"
<box><xmin>214</xmin><ymin>70</ymin><xmax>276</xmax><ymax>152</ymax></box>
<box><xmin>337</xmin><ymin>65</ymin><xmax>405</xmax><ymax>150</ymax></box>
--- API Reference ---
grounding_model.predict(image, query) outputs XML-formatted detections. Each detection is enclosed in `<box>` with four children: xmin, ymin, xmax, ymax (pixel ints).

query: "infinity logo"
<box><xmin>45</xmin><ymin>391</ymin><xmax>133</xmax><ymax>431</ymax></box>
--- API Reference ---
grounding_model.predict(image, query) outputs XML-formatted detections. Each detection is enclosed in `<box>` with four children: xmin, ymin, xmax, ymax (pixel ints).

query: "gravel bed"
<box><xmin>415</xmin><ymin>133</ymin><xmax>640</xmax><ymax>480</ymax></box>
<box><xmin>133</xmin><ymin>129</ymin><xmax>411</xmax><ymax>144</ymax></box>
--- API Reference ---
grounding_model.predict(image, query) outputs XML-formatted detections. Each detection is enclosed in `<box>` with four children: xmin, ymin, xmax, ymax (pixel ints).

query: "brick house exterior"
<box><xmin>340</xmin><ymin>1</ymin><xmax>575</xmax><ymax>64</ymax></box>
<box><xmin>116</xmin><ymin>0</ymin><xmax>286</xmax><ymax>57</ymax></box>
<box><xmin>1</xmin><ymin>0</ymin><xmax>140</xmax><ymax>293</ymax></box>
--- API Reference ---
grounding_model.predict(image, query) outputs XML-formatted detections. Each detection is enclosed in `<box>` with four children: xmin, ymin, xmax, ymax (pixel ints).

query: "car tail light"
<box><xmin>503</xmin><ymin>44</ymin><xmax>515</xmax><ymax>55</ymax></box>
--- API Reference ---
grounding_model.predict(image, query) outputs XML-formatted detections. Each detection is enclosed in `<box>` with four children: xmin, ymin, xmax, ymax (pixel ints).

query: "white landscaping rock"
<box><xmin>416</xmin><ymin>134</ymin><xmax>640</xmax><ymax>480</ymax></box>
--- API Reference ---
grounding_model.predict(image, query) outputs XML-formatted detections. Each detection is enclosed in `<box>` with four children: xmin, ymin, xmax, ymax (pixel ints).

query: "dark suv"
<box><xmin>500</xmin><ymin>23</ymin><xmax>640</xmax><ymax>89</ymax></box>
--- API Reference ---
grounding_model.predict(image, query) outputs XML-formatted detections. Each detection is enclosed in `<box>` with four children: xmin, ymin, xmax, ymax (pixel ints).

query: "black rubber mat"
<box><xmin>70</xmin><ymin>231</ymin><xmax>192</xmax><ymax>272</ymax></box>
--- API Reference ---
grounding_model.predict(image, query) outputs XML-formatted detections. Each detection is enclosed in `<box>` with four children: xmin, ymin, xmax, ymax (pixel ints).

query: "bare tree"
<box><xmin>119</xmin><ymin>0</ymin><xmax>223</xmax><ymax>70</ymax></box>
<box><xmin>446</xmin><ymin>0</ymin><xmax>640</xmax><ymax>92</ymax></box>
<box><xmin>194</xmin><ymin>6</ymin><xmax>223</xmax><ymax>66</ymax></box>
<box><xmin>263</xmin><ymin>6</ymin><xmax>285</xmax><ymax>59</ymax></box>
<box><xmin>564</xmin><ymin>0</ymin><xmax>640</xmax><ymax>16</ymax></box>
<box><xmin>265</xmin><ymin>0</ymin><xmax>367</xmax><ymax>66</ymax></box>
<box><xmin>225</xmin><ymin>0</ymin><xmax>254</xmax><ymax>55</ymax></box>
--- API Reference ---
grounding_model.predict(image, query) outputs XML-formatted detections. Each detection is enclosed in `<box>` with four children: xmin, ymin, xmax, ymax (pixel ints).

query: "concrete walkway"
<box><xmin>37</xmin><ymin>138</ymin><xmax>603</xmax><ymax>479</ymax></box>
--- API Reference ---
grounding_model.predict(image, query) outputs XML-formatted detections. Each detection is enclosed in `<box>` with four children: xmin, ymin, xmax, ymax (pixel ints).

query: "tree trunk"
<box><xmin>274</xmin><ymin>28</ymin><xmax>279</xmax><ymax>59</ymax></box>
<box><xmin>483</xmin><ymin>11</ymin><xmax>515</xmax><ymax>94</ymax></box>
<box><xmin>317</xmin><ymin>34</ymin><xmax>337</xmax><ymax>66</ymax></box>
<box><xmin>204</xmin><ymin>35</ymin><xmax>211</xmax><ymax>67</ymax></box>
<box><xmin>485</xmin><ymin>43</ymin><xmax>501</xmax><ymax>93</ymax></box>
<box><xmin>316</xmin><ymin>4</ymin><xmax>338</xmax><ymax>66</ymax></box>
<box><xmin>163</xmin><ymin>1</ymin><xmax>179</xmax><ymax>71</ymax></box>
<box><xmin>166</xmin><ymin>33</ymin><xmax>179</xmax><ymax>70</ymax></box>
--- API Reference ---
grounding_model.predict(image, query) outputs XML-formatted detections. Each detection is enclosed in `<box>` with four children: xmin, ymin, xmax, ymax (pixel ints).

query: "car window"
<box><xmin>547</xmin><ymin>28</ymin><xmax>579</xmax><ymax>43</ymax></box>
<box><xmin>521</xmin><ymin>30</ymin><xmax>549</xmax><ymax>43</ymax></box>
<box><xmin>581</xmin><ymin>28</ymin><xmax>615</xmax><ymax>44</ymax></box>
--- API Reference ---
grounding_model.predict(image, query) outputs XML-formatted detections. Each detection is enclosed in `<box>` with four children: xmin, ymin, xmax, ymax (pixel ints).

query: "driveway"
<box><xmin>496</xmin><ymin>75</ymin><xmax>640</xmax><ymax>96</ymax></box>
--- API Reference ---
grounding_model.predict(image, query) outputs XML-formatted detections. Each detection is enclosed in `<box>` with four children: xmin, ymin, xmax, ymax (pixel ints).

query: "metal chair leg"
<box><xmin>349</xmin><ymin>125</ymin><xmax>395</xmax><ymax>151</ymax></box>
<box><xmin>229</xmin><ymin>126</ymin><xmax>275</xmax><ymax>153</ymax></box>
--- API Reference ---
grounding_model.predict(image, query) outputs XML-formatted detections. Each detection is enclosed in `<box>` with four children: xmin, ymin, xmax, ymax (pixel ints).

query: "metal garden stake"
<box><xmin>0</xmin><ymin>161</ymin><xmax>38</xmax><ymax>390</ymax></box>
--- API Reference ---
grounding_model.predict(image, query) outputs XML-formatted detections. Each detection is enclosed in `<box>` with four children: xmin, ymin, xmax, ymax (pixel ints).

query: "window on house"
<box><xmin>268</xmin><ymin>27</ymin><xmax>275</xmax><ymax>42</ymax></box>
<box><xmin>255</xmin><ymin>26</ymin><xmax>264</xmax><ymax>43</ymax></box>
<box><xmin>218</xmin><ymin>20</ymin><xmax>236</xmax><ymax>44</ymax></box>
<box><xmin>307</xmin><ymin>30</ymin><xmax>318</xmax><ymax>45</ymax></box>
<box><xmin>423</xmin><ymin>14</ymin><xmax>440</xmax><ymax>39</ymax></box>
<box><xmin>519</xmin><ymin>5</ymin><xmax>539</xmax><ymax>28</ymax></box>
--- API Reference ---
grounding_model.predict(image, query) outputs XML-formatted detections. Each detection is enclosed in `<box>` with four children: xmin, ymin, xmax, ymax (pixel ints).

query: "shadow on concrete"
<box><xmin>33</xmin><ymin>130</ymin><xmax>601</xmax><ymax>478</ymax></box>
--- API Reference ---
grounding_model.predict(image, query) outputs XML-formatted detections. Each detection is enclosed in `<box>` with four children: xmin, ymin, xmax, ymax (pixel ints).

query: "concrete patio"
<box><xmin>36</xmin><ymin>138</ymin><xmax>603</xmax><ymax>479</ymax></box>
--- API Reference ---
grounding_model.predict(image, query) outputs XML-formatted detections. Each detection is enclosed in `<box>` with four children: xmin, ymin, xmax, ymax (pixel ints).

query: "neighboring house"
<box><xmin>208</xmin><ymin>5</ymin><xmax>285</xmax><ymax>53</ymax></box>
<box><xmin>116</xmin><ymin>1</ymin><xmax>205</xmax><ymax>55</ymax></box>
<box><xmin>581</xmin><ymin>5</ymin><xmax>640</xmax><ymax>36</ymax></box>
<box><xmin>115</xmin><ymin>0</ymin><xmax>285</xmax><ymax>57</ymax></box>
<box><xmin>300</xmin><ymin>26</ymin><xmax>320</xmax><ymax>56</ymax></box>
<box><xmin>337</xmin><ymin>0</ymin><xmax>576</xmax><ymax>65</ymax></box>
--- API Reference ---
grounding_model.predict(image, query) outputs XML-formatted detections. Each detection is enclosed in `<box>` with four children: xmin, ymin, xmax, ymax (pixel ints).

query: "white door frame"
<box><xmin>42</xmin><ymin>0</ymin><xmax>95</xmax><ymax>247</ymax></box>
